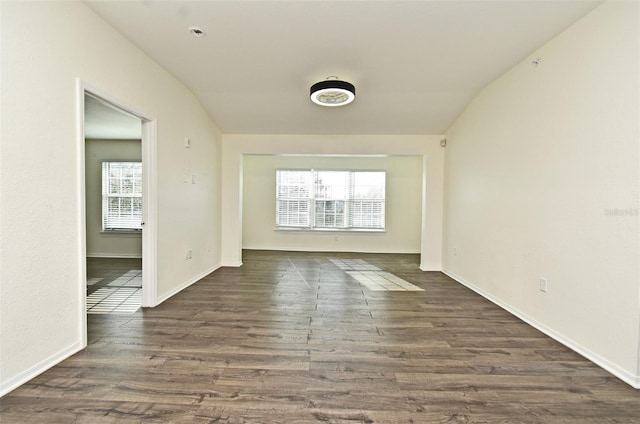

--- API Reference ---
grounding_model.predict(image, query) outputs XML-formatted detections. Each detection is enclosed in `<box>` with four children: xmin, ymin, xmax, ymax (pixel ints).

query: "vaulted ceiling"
<box><xmin>85</xmin><ymin>0</ymin><xmax>601</xmax><ymax>135</ymax></box>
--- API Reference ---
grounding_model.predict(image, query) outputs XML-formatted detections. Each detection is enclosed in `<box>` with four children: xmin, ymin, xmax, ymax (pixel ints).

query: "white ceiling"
<box><xmin>84</xmin><ymin>94</ymin><xmax>142</xmax><ymax>139</ymax></box>
<box><xmin>85</xmin><ymin>0</ymin><xmax>601</xmax><ymax>135</ymax></box>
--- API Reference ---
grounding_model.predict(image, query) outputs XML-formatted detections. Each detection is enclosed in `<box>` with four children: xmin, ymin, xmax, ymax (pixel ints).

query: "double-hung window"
<box><xmin>276</xmin><ymin>169</ymin><xmax>385</xmax><ymax>230</ymax></box>
<box><xmin>275</xmin><ymin>170</ymin><xmax>312</xmax><ymax>227</ymax></box>
<box><xmin>102</xmin><ymin>161</ymin><xmax>143</xmax><ymax>231</ymax></box>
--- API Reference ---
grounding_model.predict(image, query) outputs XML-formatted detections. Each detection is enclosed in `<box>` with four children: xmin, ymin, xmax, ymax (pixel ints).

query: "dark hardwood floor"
<box><xmin>86</xmin><ymin>257</ymin><xmax>143</xmax><ymax>296</ymax></box>
<box><xmin>1</xmin><ymin>250</ymin><xmax>639</xmax><ymax>423</ymax></box>
<box><xmin>85</xmin><ymin>257</ymin><xmax>143</xmax><ymax>314</ymax></box>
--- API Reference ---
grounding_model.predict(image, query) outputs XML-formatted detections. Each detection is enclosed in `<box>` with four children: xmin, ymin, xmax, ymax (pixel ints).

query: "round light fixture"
<box><xmin>310</xmin><ymin>77</ymin><xmax>355</xmax><ymax>107</ymax></box>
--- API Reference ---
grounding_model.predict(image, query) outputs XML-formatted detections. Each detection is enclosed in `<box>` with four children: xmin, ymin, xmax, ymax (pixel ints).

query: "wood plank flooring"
<box><xmin>86</xmin><ymin>258</ymin><xmax>142</xmax><ymax>314</ymax></box>
<box><xmin>2</xmin><ymin>250</ymin><xmax>639</xmax><ymax>423</ymax></box>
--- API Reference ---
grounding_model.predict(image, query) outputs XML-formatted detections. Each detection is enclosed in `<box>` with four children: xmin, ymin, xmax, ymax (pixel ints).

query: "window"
<box><xmin>102</xmin><ymin>161</ymin><xmax>142</xmax><ymax>231</ymax></box>
<box><xmin>276</xmin><ymin>169</ymin><xmax>385</xmax><ymax>230</ymax></box>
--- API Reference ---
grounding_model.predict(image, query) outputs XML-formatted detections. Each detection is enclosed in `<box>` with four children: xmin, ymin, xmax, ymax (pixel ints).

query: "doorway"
<box><xmin>84</xmin><ymin>95</ymin><xmax>143</xmax><ymax>314</ymax></box>
<box><xmin>79</xmin><ymin>83</ymin><xmax>157</xmax><ymax>343</ymax></box>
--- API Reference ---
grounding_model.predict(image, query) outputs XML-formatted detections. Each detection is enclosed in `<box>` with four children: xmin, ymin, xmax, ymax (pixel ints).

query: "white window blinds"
<box><xmin>102</xmin><ymin>161</ymin><xmax>143</xmax><ymax>231</ymax></box>
<box><xmin>276</xmin><ymin>170</ymin><xmax>312</xmax><ymax>228</ymax></box>
<box><xmin>276</xmin><ymin>169</ymin><xmax>385</xmax><ymax>230</ymax></box>
<box><xmin>350</xmin><ymin>171</ymin><xmax>385</xmax><ymax>229</ymax></box>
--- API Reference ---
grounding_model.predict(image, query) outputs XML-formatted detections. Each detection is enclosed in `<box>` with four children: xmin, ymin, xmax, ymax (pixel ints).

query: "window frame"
<box><xmin>101</xmin><ymin>160</ymin><xmax>143</xmax><ymax>232</ymax></box>
<box><xmin>275</xmin><ymin>168</ymin><xmax>386</xmax><ymax>232</ymax></box>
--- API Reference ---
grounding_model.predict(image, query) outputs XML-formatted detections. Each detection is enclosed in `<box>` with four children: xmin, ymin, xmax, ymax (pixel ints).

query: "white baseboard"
<box><xmin>0</xmin><ymin>341</ymin><xmax>84</xmax><ymax>397</ymax></box>
<box><xmin>155</xmin><ymin>264</ymin><xmax>220</xmax><ymax>306</ymax></box>
<box><xmin>442</xmin><ymin>268</ymin><xmax>640</xmax><ymax>390</ymax></box>
<box><xmin>420</xmin><ymin>263</ymin><xmax>442</xmax><ymax>271</ymax></box>
<box><xmin>86</xmin><ymin>253</ymin><xmax>142</xmax><ymax>259</ymax></box>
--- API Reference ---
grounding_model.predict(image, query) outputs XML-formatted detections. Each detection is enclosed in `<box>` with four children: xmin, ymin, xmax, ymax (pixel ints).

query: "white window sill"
<box><xmin>100</xmin><ymin>230</ymin><xmax>142</xmax><ymax>236</ymax></box>
<box><xmin>275</xmin><ymin>227</ymin><xmax>385</xmax><ymax>234</ymax></box>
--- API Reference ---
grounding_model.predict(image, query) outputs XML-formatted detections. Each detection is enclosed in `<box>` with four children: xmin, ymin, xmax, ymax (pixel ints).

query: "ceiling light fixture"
<box><xmin>310</xmin><ymin>76</ymin><xmax>355</xmax><ymax>107</ymax></box>
<box><xmin>188</xmin><ymin>26</ymin><xmax>205</xmax><ymax>38</ymax></box>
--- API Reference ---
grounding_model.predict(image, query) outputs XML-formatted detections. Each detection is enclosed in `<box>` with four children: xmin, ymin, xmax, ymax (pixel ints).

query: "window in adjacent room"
<box><xmin>276</xmin><ymin>169</ymin><xmax>385</xmax><ymax>230</ymax></box>
<box><xmin>102</xmin><ymin>161</ymin><xmax>142</xmax><ymax>231</ymax></box>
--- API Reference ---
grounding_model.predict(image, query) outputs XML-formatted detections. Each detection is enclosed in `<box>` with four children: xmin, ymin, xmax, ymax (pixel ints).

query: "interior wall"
<box><xmin>243</xmin><ymin>155</ymin><xmax>423</xmax><ymax>253</ymax></box>
<box><xmin>222</xmin><ymin>134</ymin><xmax>445</xmax><ymax>269</ymax></box>
<box><xmin>0</xmin><ymin>1</ymin><xmax>222</xmax><ymax>395</ymax></box>
<box><xmin>85</xmin><ymin>139</ymin><xmax>142</xmax><ymax>258</ymax></box>
<box><xmin>443</xmin><ymin>0</ymin><xmax>639</xmax><ymax>387</ymax></box>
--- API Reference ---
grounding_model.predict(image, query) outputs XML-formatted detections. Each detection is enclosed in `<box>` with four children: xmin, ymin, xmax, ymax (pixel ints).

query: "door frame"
<box><xmin>77</xmin><ymin>79</ymin><xmax>158</xmax><ymax>345</ymax></box>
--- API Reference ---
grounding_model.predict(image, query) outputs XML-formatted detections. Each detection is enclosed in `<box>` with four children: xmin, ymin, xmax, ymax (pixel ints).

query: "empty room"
<box><xmin>1</xmin><ymin>0</ymin><xmax>639</xmax><ymax>423</ymax></box>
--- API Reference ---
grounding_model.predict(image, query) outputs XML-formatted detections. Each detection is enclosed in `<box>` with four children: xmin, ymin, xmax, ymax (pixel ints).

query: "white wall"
<box><xmin>0</xmin><ymin>1</ymin><xmax>222</xmax><ymax>395</ymax></box>
<box><xmin>85</xmin><ymin>139</ymin><xmax>142</xmax><ymax>258</ymax></box>
<box><xmin>443</xmin><ymin>1</ymin><xmax>639</xmax><ymax>387</ymax></box>
<box><xmin>221</xmin><ymin>135</ymin><xmax>445</xmax><ymax>269</ymax></box>
<box><xmin>243</xmin><ymin>155</ymin><xmax>423</xmax><ymax>253</ymax></box>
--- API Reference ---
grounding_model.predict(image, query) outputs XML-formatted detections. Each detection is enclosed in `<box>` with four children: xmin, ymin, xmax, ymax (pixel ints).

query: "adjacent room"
<box><xmin>1</xmin><ymin>0</ymin><xmax>638</xmax><ymax>422</ymax></box>
<box><xmin>84</xmin><ymin>94</ymin><xmax>144</xmax><ymax>315</ymax></box>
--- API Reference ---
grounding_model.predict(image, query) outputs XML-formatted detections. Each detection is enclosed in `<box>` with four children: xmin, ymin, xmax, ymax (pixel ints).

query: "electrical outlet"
<box><xmin>539</xmin><ymin>277</ymin><xmax>548</xmax><ymax>293</ymax></box>
<box><xmin>185</xmin><ymin>250</ymin><xmax>192</xmax><ymax>260</ymax></box>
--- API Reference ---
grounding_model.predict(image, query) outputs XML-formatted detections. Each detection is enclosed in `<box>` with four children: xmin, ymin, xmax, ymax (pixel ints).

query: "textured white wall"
<box><xmin>221</xmin><ymin>135</ymin><xmax>445</xmax><ymax>269</ymax></box>
<box><xmin>443</xmin><ymin>1</ymin><xmax>639</xmax><ymax>387</ymax></box>
<box><xmin>85</xmin><ymin>139</ymin><xmax>142</xmax><ymax>258</ymax></box>
<box><xmin>242</xmin><ymin>155</ymin><xmax>423</xmax><ymax>253</ymax></box>
<box><xmin>0</xmin><ymin>1</ymin><xmax>222</xmax><ymax>395</ymax></box>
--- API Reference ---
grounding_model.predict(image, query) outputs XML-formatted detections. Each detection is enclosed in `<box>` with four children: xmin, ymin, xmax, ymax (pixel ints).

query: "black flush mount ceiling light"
<box><xmin>310</xmin><ymin>77</ymin><xmax>356</xmax><ymax>107</ymax></box>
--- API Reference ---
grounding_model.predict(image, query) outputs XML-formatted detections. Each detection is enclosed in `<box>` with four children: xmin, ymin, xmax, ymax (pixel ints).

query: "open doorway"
<box><xmin>84</xmin><ymin>93</ymin><xmax>143</xmax><ymax>314</ymax></box>
<box><xmin>79</xmin><ymin>83</ymin><xmax>158</xmax><ymax>340</ymax></box>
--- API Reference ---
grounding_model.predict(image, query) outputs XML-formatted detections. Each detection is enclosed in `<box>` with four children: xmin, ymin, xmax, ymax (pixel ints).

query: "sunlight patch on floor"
<box><xmin>346</xmin><ymin>270</ymin><xmax>423</xmax><ymax>291</ymax></box>
<box><xmin>87</xmin><ymin>269</ymin><xmax>142</xmax><ymax>314</ymax></box>
<box><xmin>87</xmin><ymin>287</ymin><xmax>141</xmax><ymax>314</ymax></box>
<box><xmin>330</xmin><ymin>258</ymin><xmax>423</xmax><ymax>291</ymax></box>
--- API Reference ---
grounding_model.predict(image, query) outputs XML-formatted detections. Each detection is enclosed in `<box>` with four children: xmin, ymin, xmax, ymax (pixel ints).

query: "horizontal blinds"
<box><xmin>276</xmin><ymin>170</ymin><xmax>312</xmax><ymax>227</ymax></box>
<box><xmin>276</xmin><ymin>169</ymin><xmax>385</xmax><ymax>230</ymax></box>
<box><xmin>102</xmin><ymin>162</ymin><xmax>143</xmax><ymax>230</ymax></box>
<box><xmin>350</xmin><ymin>171</ymin><xmax>385</xmax><ymax>229</ymax></box>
